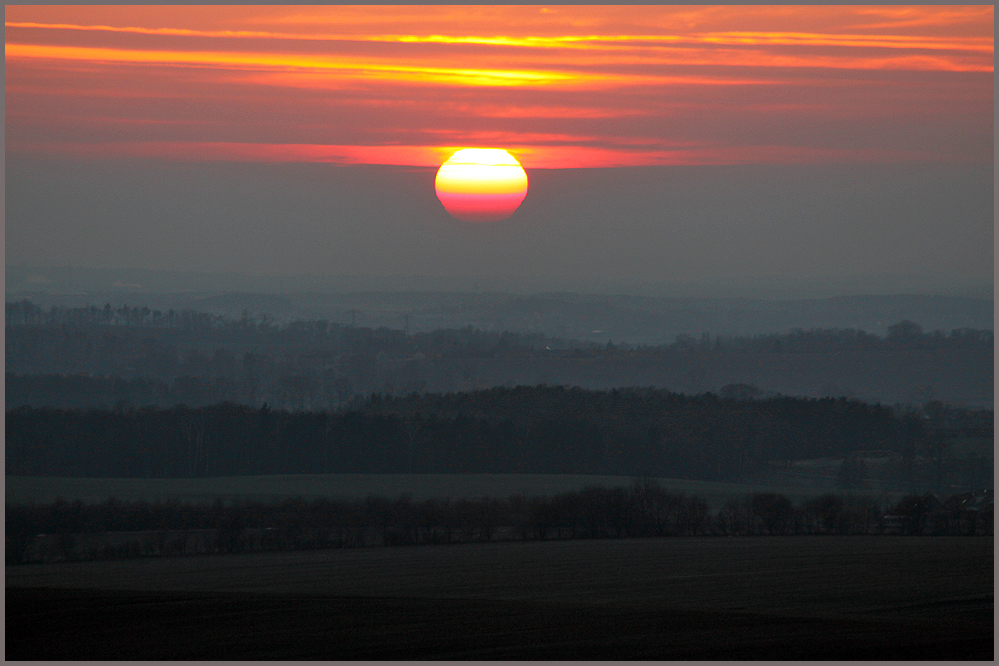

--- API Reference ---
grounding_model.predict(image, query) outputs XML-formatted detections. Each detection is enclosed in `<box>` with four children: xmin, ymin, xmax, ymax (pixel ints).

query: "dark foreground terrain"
<box><xmin>7</xmin><ymin>536</ymin><xmax>993</xmax><ymax>660</ymax></box>
<box><xmin>7</xmin><ymin>588</ymin><xmax>993</xmax><ymax>660</ymax></box>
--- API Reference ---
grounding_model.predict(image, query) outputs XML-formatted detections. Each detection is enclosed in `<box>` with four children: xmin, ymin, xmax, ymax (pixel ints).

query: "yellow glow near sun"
<box><xmin>435</xmin><ymin>148</ymin><xmax>528</xmax><ymax>194</ymax></box>
<box><xmin>435</xmin><ymin>149</ymin><xmax>529</xmax><ymax>222</ymax></box>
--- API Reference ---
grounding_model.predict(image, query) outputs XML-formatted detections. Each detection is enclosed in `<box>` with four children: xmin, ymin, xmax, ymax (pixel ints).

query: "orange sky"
<box><xmin>5</xmin><ymin>5</ymin><xmax>993</xmax><ymax>168</ymax></box>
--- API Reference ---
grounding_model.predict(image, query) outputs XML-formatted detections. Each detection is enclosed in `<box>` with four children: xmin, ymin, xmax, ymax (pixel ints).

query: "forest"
<box><xmin>6</xmin><ymin>300</ymin><xmax>993</xmax><ymax>409</ymax></box>
<box><xmin>5</xmin><ymin>386</ymin><xmax>991</xmax><ymax>487</ymax></box>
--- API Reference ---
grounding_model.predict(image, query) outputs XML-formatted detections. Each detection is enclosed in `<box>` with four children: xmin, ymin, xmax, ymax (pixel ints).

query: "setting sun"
<box><xmin>435</xmin><ymin>148</ymin><xmax>529</xmax><ymax>222</ymax></box>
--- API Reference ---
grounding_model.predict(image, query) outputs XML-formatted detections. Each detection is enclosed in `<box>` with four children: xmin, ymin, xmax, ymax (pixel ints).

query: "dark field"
<box><xmin>7</xmin><ymin>536</ymin><xmax>993</xmax><ymax>660</ymax></box>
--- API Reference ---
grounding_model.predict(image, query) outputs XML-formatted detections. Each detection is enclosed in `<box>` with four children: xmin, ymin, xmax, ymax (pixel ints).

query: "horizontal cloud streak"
<box><xmin>5</xmin><ymin>6</ymin><xmax>993</xmax><ymax>167</ymax></box>
<box><xmin>6</xmin><ymin>140</ymin><xmax>943</xmax><ymax>169</ymax></box>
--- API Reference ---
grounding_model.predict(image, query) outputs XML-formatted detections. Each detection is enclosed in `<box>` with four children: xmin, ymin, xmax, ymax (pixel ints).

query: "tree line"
<box><xmin>7</xmin><ymin>386</ymin><xmax>929</xmax><ymax>483</ymax></box>
<box><xmin>8</xmin><ymin>299</ymin><xmax>990</xmax><ymax>353</ymax></box>
<box><xmin>8</xmin><ymin>480</ymin><xmax>992</xmax><ymax>565</ymax></box>
<box><xmin>7</xmin><ymin>299</ymin><xmax>993</xmax><ymax>410</ymax></box>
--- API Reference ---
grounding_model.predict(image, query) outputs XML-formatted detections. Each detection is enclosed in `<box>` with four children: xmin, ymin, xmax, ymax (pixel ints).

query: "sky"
<box><xmin>5</xmin><ymin>5</ymin><xmax>994</xmax><ymax>297</ymax></box>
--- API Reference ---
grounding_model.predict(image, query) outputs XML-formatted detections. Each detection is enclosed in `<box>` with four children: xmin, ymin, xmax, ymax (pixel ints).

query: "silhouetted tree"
<box><xmin>750</xmin><ymin>493</ymin><xmax>794</xmax><ymax>535</ymax></box>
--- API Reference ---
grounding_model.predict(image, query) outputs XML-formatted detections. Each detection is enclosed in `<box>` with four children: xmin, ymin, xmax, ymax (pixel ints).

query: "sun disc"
<box><xmin>435</xmin><ymin>149</ymin><xmax>528</xmax><ymax>222</ymax></box>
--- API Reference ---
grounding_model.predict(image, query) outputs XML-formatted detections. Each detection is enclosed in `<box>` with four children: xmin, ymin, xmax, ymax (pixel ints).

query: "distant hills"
<box><xmin>6</xmin><ymin>300</ymin><xmax>993</xmax><ymax>409</ymax></box>
<box><xmin>5</xmin><ymin>266</ymin><xmax>992</xmax><ymax>345</ymax></box>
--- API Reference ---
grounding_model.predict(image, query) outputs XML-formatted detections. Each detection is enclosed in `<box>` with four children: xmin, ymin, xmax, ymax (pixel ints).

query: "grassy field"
<box><xmin>6</xmin><ymin>536</ymin><xmax>992</xmax><ymax>659</ymax></box>
<box><xmin>5</xmin><ymin>473</ymin><xmax>901</xmax><ymax>509</ymax></box>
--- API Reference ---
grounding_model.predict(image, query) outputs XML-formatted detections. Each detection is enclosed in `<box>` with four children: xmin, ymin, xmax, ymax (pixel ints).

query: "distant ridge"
<box><xmin>5</xmin><ymin>266</ymin><xmax>992</xmax><ymax>344</ymax></box>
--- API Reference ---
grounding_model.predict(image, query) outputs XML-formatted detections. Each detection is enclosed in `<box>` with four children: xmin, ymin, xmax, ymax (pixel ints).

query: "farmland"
<box><xmin>7</xmin><ymin>535</ymin><xmax>992</xmax><ymax>659</ymax></box>
<box><xmin>5</xmin><ymin>472</ymin><xmax>900</xmax><ymax>510</ymax></box>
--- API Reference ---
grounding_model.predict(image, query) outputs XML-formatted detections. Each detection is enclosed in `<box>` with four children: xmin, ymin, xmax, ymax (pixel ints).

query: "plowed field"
<box><xmin>7</xmin><ymin>536</ymin><xmax>992</xmax><ymax>659</ymax></box>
